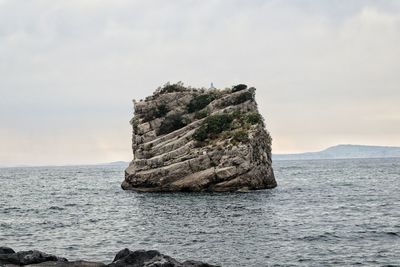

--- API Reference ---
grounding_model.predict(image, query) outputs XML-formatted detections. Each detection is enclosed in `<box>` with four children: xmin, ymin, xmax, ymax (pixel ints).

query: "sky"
<box><xmin>1</xmin><ymin>0</ymin><xmax>400</xmax><ymax>166</ymax></box>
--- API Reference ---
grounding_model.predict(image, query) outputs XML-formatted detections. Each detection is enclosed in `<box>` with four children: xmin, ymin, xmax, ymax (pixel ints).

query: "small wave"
<box><xmin>360</xmin><ymin>230</ymin><xmax>399</xmax><ymax>237</ymax></box>
<box><xmin>0</xmin><ymin>222</ymin><xmax>12</xmax><ymax>229</ymax></box>
<box><xmin>64</xmin><ymin>203</ymin><xmax>77</xmax><ymax>207</ymax></box>
<box><xmin>298</xmin><ymin>258</ymin><xmax>311</xmax><ymax>263</ymax></box>
<box><xmin>280</xmin><ymin>166</ymin><xmax>303</xmax><ymax>170</ymax></box>
<box><xmin>386</xmin><ymin>232</ymin><xmax>399</xmax><ymax>237</ymax></box>
<box><xmin>49</xmin><ymin>206</ymin><xmax>64</xmax><ymax>211</ymax></box>
<box><xmin>1</xmin><ymin>207</ymin><xmax>21</xmax><ymax>213</ymax></box>
<box><xmin>298</xmin><ymin>232</ymin><xmax>340</xmax><ymax>242</ymax></box>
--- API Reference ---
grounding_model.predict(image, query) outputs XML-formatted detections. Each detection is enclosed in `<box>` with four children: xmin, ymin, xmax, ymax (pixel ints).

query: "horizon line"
<box><xmin>2</xmin><ymin>144</ymin><xmax>400</xmax><ymax>168</ymax></box>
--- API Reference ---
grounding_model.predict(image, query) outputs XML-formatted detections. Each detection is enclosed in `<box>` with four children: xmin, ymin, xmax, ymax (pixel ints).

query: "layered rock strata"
<box><xmin>122</xmin><ymin>83</ymin><xmax>277</xmax><ymax>192</ymax></box>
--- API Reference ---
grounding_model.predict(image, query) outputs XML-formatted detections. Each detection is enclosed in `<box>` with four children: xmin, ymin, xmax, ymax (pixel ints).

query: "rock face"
<box><xmin>122</xmin><ymin>83</ymin><xmax>277</xmax><ymax>192</ymax></box>
<box><xmin>0</xmin><ymin>247</ymin><xmax>217</xmax><ymax>267</ymax></box>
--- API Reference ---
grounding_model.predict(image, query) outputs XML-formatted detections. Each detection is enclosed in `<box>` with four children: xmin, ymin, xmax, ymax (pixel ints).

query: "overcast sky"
<box><xmin>1</xmin><ymin>0</ymin><xmax>400</xmax><ymax>166</ymax></box>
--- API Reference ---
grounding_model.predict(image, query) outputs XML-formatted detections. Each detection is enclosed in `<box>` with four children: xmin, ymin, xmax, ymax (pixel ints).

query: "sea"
<box><xmin>0</xmin><ymin>158</ymin><xmax>399</xmax><ymax>266</ymax></box>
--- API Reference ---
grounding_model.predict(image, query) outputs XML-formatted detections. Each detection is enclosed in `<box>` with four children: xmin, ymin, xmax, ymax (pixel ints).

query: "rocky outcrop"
<box><xmin>109</xmin><ymin>249</ymin><xmax>216</xmax><ymax>267</ymax></box>
<box><xmin>0</xmin><ymin>247</ymin><xmax>217</xmax><ymax>267</ymax></box>
<box><xmin>122</xmin><ymin>83</ymin><xmax>277</xmax><ymax>192</ymax></box>
<box><xmin>0</xmin><ymin>247</ymin><xmax>68</xmax><ymax>266</ymax></box>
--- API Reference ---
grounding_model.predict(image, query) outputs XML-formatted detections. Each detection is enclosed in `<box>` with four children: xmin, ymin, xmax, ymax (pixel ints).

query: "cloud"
<box><xmin>0</xmin><ymin>0</ymin><xmax>400</xmax><ymax>164</ymax></box>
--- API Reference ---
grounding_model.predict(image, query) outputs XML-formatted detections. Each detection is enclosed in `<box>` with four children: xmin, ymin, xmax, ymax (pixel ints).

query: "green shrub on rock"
<box><xmin>193</xmin><ymin>114</ymin><xmax>233</xmax><ymax>141</ymax></box>
<box><xmin>130</xmin><ymin>117</ymin><xmax>140</xmax><ymax>134</ymax></box>
<box><xmin>232</xmin><ymin>84</ymin><xmax>247</xmax><ymax>92</ymax></box>
<box><xmin>142</xmin><ymin>104</ymin><xmax>170</xmax><ymax>122</ymax></box>
<box><xmin>187</xmin><ymin>93</ymin><xmax>216</xmax><ymax>113</ymax></box>
<box><xmin>156</xmin><ymin>104</ymin><xmax>169</xmax><ymax>117</ymax></box>
<box><xmin>193</xmin><ymin>125</ymin><xmax>208</xmax><ymax>142</ymax></box>
<box><xmin>157</xmin><ymin>114</ymin><xmax>187</xmax><ymax>135</ymax></box>
<box><xmin>206</xmin><ymin>114</ymin><xmax>233</xmax><ymax>135</ymax></box>
<box><xmin>233</xmin><ymin>91</ymin><xmax>255</xmax><ymax>105</ymax></box>
<box><xmin>246</xmin><ymin>112</ymin><xmax>263</xmax><ymax>125</ymax></box>
<box><xmin>157</xmin><ymin>82</ymin><xmax>187</xmax><ymax>94</ymax></box>
<box><xmin>194</xmin><ymin>110</ymin><xmax>209</xmax><ymax>120</ymax></box>
<box><xmin>232</xmin><ymin>130</ymin><xmax>249</xmax><ymax>143</ymax></box>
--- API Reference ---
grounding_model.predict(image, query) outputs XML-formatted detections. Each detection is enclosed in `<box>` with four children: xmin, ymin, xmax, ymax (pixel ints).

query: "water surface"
<box><xmin>1</xmin><ymin>158</ymin><xmax>399</xmax><ymax>266</ymax></box>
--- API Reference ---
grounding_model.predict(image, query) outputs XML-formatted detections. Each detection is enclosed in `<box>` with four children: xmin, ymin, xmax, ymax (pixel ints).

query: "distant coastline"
<box><xmin>2</xmin><ymin>145</ymin><xmax>400</xmax><ymax>168</ymax></box>
<box><xmin>273</xmin><ymin>144</ymin><xmax>400</xmax><ymax>161</ymax></box>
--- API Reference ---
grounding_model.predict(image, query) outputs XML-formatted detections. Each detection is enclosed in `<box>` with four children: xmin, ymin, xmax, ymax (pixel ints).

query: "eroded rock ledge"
<box><xmin>122</xmin><ymin>83</ymin><xmax>277</xmax><ymax>192</ymax></box>
<box><xmin>0</xmin><ymin>247</ymin><xmax>217</xmax><ymax>267</ymax></box>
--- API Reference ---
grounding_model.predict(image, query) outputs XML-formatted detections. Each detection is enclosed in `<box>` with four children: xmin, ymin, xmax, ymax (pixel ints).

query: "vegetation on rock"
<box><xmin>156</xmin><ymin>81</ymin><xmax>188</xmax><ymax>95</ymax></box>
<box><xmin>207</xmin><ymin>114</ymin><xmax>233</xmax><ymax>134</ymax></box>
<box><xmin>193</xmin><ymin>125</ymin><xmax>208</xmax><ymax>142</ymax></box>
<box><xmin>233</xmin><ymin>90</ymin><xmax>255</xmax><ymax>105</ymax></box>
<box><xmin>232</xmin><ymin>84</ymin><xmax>247</xmax><ymax>92</ymax></box>
<box><xmin>232</xmin><ymin>130</ymin><xmax>250</xmax><ymax>144</ymax></box>
<box><xmin>157</xmin><ymin>114</ymin><xmax>187</xmax><ymax>135</ymax></box>
<box><xmin>130</xmin><ymin>117</ymin><xmax>140</xmax><ymax>133</ymax></box>
<box><xmin>246</xmin><ymin>112</ymin><xmax>263</xmax><ymax>125</ymax></box>
<box><xmin>142</xmin><ymin>104</ymin><xmax>170</xmax><ymax>122</ymax></box>
<box><xmin>193</xmin><ymin>110</ymin><xmax>263</xmax><ymax>143</ymax></box>
<box><xmin>187</xmin><ymin>93</ymin><xmax>216</xmax><ymax>113</ymax></box>
<box><xmin>194</xmin><ymin>109</ymin><xmax>209</xmax><ymax>120</ymax></box>
<box><xmin>193</xmin><ymin>114</ymin><xmax>233</xmax><ymax>141</ymax></box>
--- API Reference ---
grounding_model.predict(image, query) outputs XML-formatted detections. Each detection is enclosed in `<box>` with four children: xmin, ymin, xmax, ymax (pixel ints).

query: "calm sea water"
<box><xmin>0</xmin><ymin>158</ymin><xmax>399</xmax><ymax>266</ymax></box>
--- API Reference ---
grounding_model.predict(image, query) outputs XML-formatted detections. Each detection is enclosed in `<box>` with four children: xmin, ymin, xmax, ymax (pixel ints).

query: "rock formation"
<box><xmin>122</xmin><ymin>83</ymin><xmax>277</xmax><ymax>192</ymax></box>
<box><xmin>0</xmin><ymin>247</ymin><xmax>217</xmax><ymax>267</ymax></box>
<box><xmin>0</xmin><ymin>247</ymin><xmax>69</xmax><ymax>266</ymax></box>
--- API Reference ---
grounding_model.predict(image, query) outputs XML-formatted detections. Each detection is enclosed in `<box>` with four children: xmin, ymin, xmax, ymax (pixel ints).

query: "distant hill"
<box><xmin>273</xmin><ymin>144</ymin><xmax>400</xmax><ymax>160</ymax></box>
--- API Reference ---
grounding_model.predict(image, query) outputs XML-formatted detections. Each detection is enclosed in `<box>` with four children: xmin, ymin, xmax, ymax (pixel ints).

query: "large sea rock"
<box><xmin>122</xmin><ymin>83</ymin><xmax>277</xmax><ymax>192</ymax></box>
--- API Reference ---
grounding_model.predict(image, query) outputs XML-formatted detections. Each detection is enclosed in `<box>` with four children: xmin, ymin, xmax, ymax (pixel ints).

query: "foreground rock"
<box><xmin>109</xmin><ymin>249</ymin><xmax>216</xmax><ymax>267</ymax></box>
<box><xmin>123</xmin><ymin>83</ymin><xmax>277</xmax><ymax>192</ymax></box>
<box><xmin>0</xmin><ymin>247</ymin><xmax>67</xmax><ymax>266</ymax></box>
<box><xmin>0</xmin><ymin>247</ymin><xmax>217</xmax><ymax>267</ymax></box>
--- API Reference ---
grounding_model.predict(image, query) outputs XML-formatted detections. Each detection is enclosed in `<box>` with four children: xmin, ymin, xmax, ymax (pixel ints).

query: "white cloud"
<box><xmin>0</xmin><ymin>1</ymin><xmax>400</xmax><ymax>163</ymax></box>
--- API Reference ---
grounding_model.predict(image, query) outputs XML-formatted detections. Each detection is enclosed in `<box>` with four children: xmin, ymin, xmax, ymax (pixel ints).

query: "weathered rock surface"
<box><xmin>109</xmin><ymin>248</ymin><xmax>217</xmax><ymax>267</ymax></box>
<box><xmin>0</xmin><ymin>247</ymin><xmax>217</xmax><ymax>267</ymax></box>
<box><xmin>0</xmin><ymin>248</ymin><xmax>14</xmax><ymax>255</ymax></box>
<box><xmin>122</xmin><ymin>83</ymin><xmax>277</xmax><ymax>192</ymax></box>
<box><xmin>0</xmin><ymin>248</ymin><xmax>67</xmax><ymax>266</ymax></box>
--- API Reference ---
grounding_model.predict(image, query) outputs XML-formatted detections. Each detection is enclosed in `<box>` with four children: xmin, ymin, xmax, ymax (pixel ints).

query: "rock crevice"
<box><xmin>123</xmin><ymin>83</ymin><xmax>277</xmax><ymax>192</ymax></box>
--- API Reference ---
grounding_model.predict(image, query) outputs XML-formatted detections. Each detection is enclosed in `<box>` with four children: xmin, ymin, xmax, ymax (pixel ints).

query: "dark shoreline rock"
<box><xmin>0</xmin><ymin>248</ymin><xmax>67</xmax><ymax>266</ymax></box>
<box><xmin>0</xmin><ymin>247</ymin><xmax>218</xmax><ymax>267</ymax></box>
